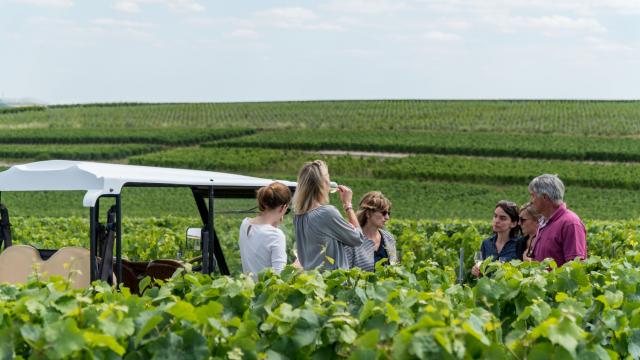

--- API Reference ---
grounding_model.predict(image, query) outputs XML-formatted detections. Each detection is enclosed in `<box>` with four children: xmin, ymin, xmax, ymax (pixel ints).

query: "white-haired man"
<box><xmin>528</xmin><ymin>174</ymin><xmax>586</xmax><ymax>266</ymax></box>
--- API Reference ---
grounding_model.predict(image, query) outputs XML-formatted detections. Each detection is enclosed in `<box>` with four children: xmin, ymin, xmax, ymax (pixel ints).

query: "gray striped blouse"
<box><xmin>344</xmin><ymin>229</ymin><xmax>397</xmax><ymax>271</ymax></box>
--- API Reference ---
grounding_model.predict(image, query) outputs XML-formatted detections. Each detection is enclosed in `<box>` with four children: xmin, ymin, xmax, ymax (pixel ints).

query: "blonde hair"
<box><xmin>293</xmin><ymin>160</ymin><xmax>330</xmax><ymax>214</ymax></box>
<box><xmin>520</xmin><ymin>201</ymin><xmax>542</xmax><ymax>221</ymax></box>
<box><xmin>356</xmin><ymin>191</ymin><xmax>391</xmax><ymax>227</ymax></box>
<box><xmin>256</xmin><ymin>182</ymin><xmax>292</xmax><ymax>212</ymax></box>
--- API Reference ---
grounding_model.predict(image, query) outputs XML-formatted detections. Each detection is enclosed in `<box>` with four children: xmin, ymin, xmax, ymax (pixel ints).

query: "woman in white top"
<box><xmin>239</xmin><ymin>182</ymin><xmax>292</xmax><ymax>280</ymax></box>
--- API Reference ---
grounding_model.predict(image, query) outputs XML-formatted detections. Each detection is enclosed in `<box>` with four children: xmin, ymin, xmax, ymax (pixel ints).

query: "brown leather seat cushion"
<box><xmin>145</xmin><ymin>259</ymin><xmax>184</xmax><ymax>281</ymax></box>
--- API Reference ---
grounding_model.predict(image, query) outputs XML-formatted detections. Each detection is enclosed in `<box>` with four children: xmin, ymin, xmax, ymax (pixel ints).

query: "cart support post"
<box><xmin>208</xmin><ymin>186</ymin><xmax>215</xmax><ymax>275</ymax></box>
<box><xmin>89</xmin><ymin>206</ymin><xmax>97</xmax><ymax>282</ymax></box>
<box><xmin>115</xmin><ymin>195</ymin><xmax>122</xmax><ymax>286</ymax></box>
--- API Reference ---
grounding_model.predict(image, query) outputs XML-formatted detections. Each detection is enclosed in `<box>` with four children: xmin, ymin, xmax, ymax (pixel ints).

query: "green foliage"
<box><xmin>0</xmin><ymin>128</ymin><xmax>254</xmax><ymax>145</ymax></box>
<box><xmin>4</xmin><ymin>216</ymin><xmax>640</xmax><ymax>358</ymax></box>
<box><xmin>2</xmin><ymin>100</ymin><xmax>640</xmax><ymax>135</ymax></box>
<box><xmin>10</xmin><ymin>216</ymin><xmax>640</xmax><ymax>278</ymax></box>
<box><xmin>131</xmin><ymin>146</ymin><xmax>640</xmax><ymax>190</ymax></box>
<box><xmin>0</xmin><ymin>105</ymin><xmax>47</xmax><ymax>114</ymax></box>
<box><xmin>212</xmin><ymin>128</ymin><xmax>640</xmax><ymax>162</ymax></box>
<box><xmin>0</xmin><ymin>144</ymin><xmax>163</xmax><ymax>160</ymax></box>
<box><xmin>2</xmin><ymin>251</ymin><xmax>640</xmax><ymax>358</ymax></box>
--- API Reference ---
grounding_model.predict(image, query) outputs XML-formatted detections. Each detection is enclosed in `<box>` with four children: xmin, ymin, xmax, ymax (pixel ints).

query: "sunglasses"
<box><xmin>379</xmin><ymin>210</ymin><xmax>391</xmax><ymax>217</ymax></box>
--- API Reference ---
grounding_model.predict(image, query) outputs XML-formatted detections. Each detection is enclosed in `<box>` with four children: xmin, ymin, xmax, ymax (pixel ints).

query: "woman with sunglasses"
<box><xmin>293</xmin><ymin>160</ymin><xmax>364</xmax><ymax>270</ymax></box>
<box><xmin>239</xmin><ymin>182</ymin><xmax>292</xmax><ymax>280</ymax></box>
<box><xmin>471</xmin><ymin>200</ymin><xmax>521</xmax><ymax>277</ymax></box>
<box><xmin>346</xmin><ymin>191</ymin><xmax>397</xmax><ymax>271</ymax></box>
<box><xmin>517</xmin><ymin>201</ymin><xmax>542</xmax><ymax>261</ymax></box>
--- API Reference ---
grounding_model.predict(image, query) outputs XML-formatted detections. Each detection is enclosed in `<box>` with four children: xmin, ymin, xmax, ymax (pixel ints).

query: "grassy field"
<box><xmin>1</xmin><ymin>100</ymin><xmax>639</xmax><ymax>220</ymax></box>
<box><xmin>212</xmin><ymin>129</ymin><xmax>640</xmax><ymax>161</ymax></box>
<box><xmin>1</xmin><ymin>100</ymin><xmax>639</xmax><ymax>134</ymax></box>
<box><xmin>131</xmin><ymin>146</ymin><xmax>640</xmax><ymax>190</ymax></box>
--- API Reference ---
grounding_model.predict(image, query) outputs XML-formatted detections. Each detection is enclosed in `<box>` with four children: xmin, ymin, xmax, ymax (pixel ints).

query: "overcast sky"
<box><xmin>1</xmin><ymin>0</ymin><xmax>638</xmax><ymax>104</ymax></box>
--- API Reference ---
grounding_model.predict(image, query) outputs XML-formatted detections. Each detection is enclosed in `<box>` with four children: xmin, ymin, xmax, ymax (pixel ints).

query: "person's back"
<box><xmin>239</xmin><ymin>218</ymin><xmax>286</xmax><ymax>279</ymax></box>
<box><xmin>292</xmin><ymin>160</ymin><xmax>364</xmax><ymax>271</ymax></box>
<box><xmin>238</xmin><ymin>182</ymin><xmax>292</xmax><ymax>280</ymax></box>
<box><xmin>294</xmin><ymin>205</ymin><xmax>362</xmax><ymax>270</ymax></box>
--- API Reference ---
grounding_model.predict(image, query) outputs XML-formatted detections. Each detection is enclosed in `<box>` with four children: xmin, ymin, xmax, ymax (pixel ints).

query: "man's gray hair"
<box><xmin>528</xmin><ymin>174</ymin><xmax>565</xmax><ymax>204</ymax></box>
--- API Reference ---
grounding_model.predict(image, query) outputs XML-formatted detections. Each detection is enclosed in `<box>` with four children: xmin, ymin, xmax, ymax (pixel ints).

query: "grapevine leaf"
<box><xmin>134</xmin><ymin>312</ymin><xmax>164</xmax><ymax>348</ymax></box>
<box><xmin>44</xmin><ymin>318</ymin><xmax>85</xmax><ymax>359</ymax></box>
<box><xmin>629</xmin><ymin>330</ymin><xmax>640</xmax><ymax>359</ymax></box>
<box><xmin>167</xmin><ymin>300</ymin><xmax>198</xmax><ymax>323</ymax></box>
<box><xmin>83</xmin><ymin>331</ymin><xmax>126</xmax><ymax>356</ymax></box>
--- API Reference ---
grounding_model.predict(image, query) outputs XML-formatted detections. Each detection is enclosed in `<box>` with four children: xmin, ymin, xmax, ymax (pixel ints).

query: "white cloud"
<box><xmin>344</xmin><ymin>48</ymin><xmax>376</xmax><ymax>58</ymax></box>
<box><xmin>89</xmin><ymin>17</ymin><xmax>155</xmax><ymax>40</ymax></box>
<box><xmin>27</xmin><ymin>15</ymin><xmax>73</xmax><ymax>26</ymax></box>
<box><xmin>599</xmin><ymin>0</ymin><xmax>640</xmax><ymax>14</ymax></box>
<box><xmin>323</xmin><ymin>0</ymin><xmax>412</xmax><ymax>14</ymax></box>
<box><xmin>585</xmin><ymin>36</ymin><xmax>635</xmax><ymax>52</ymax></box>
<box><xmin>515</xmin><ymin>15</ymin><xmax>607</xmax><ymax>35</ymax></box>
<box><xmin>256</xmin><ymin>7</ymin><xmax>318</xmax><ymax>27</ymax></box>
<box><xmin>93</xmin><ymin>18</ymin><xmax>152</xmax><ymax>28</ymax></box>
<box><xmin>436</xmin><ymin>18</ymin><xmax>472</xmax><ymax>31</ymax></box>
<box><xmin>304</xmin><ymin>23</ymin><xmax>344</xmax><ymax>31</ymax></box>
<box><xmin>254</xmin><ymin>7</ymin><xmax>344</xmax><ymax>31</ymax></box>
<box><xmin>415</xmin><ymin>0</ymin><xmax>640</xmax><ymax>17</ymax></box>
<box><xmin>13</xmin><ymin>0</ymin><xmax>72</xmax><ymax>7</ymax></box>
<box><xmin>114</xmin><ymin>1</ymin><xmax>140</xmax><ymax>13</ymax></box>
<box><xmin>425</xmin><ymin>31</ymin><xmax>463</xmax><ymax>42</ymax></box>
<box><xmin>108</xmin><ymin>0</ymin><xmax>204</xmax><ymax>14</ymax></box>
<box><xmin>166</xmin><ymin>0</ymin><xmax>204</xmax><ymax>12</ymax></box>
<box><xmin>228</xmin><ymin>29</ymin><xmax>261</xmax><ymax>39</ymax></box>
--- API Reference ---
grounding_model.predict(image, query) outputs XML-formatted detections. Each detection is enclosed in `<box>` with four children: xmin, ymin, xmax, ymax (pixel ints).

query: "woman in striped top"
<box><xmin>346</xmin><ymin>191</ymin><xmax>398</xmax><ymax>271</ymax></box>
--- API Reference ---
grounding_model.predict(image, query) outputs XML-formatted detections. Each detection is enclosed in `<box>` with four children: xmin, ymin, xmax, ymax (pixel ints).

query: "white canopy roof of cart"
<box><xmin>0</xmin><ymin>160</ymin><xmax>297</xmax><ymax>207</ymax></box>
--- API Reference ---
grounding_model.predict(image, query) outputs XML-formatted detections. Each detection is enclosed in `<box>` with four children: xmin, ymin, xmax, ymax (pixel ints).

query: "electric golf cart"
<box><xmin>0</xmin><ymin>160</ymin><xmax>296</xmax><ymax>290</ymax></box>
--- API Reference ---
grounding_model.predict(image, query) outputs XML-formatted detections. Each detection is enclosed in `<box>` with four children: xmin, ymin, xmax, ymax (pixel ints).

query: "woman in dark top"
<box><xmin>517</xmin><ymin>201</ymin><xmax>542</xmax><ymax>261</ymax></box>
<box><xmin>472</xmin><ymin>200</ymin><xmax>521</xmax><ymax>277</ymax></box>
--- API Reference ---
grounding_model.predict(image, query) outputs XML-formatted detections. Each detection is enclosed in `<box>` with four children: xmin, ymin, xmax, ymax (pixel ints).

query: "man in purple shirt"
<box><xmin>529</xmin><ymin>174</ymin><xmax>587</xmax><ymax>266</ymax></box>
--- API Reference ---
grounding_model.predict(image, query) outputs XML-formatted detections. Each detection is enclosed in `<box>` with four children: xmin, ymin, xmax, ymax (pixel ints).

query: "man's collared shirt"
<box><xmin>533</xmin><ymin>203</ymin><xmax>587</xmax><ymax>266</ymax></box>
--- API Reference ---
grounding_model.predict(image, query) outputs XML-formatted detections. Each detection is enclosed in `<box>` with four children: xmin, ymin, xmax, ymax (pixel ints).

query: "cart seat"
<box><xmin>0</xmin><ymin>245</ymin><xmax>90</xmax><ymax>289</ymax></box>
